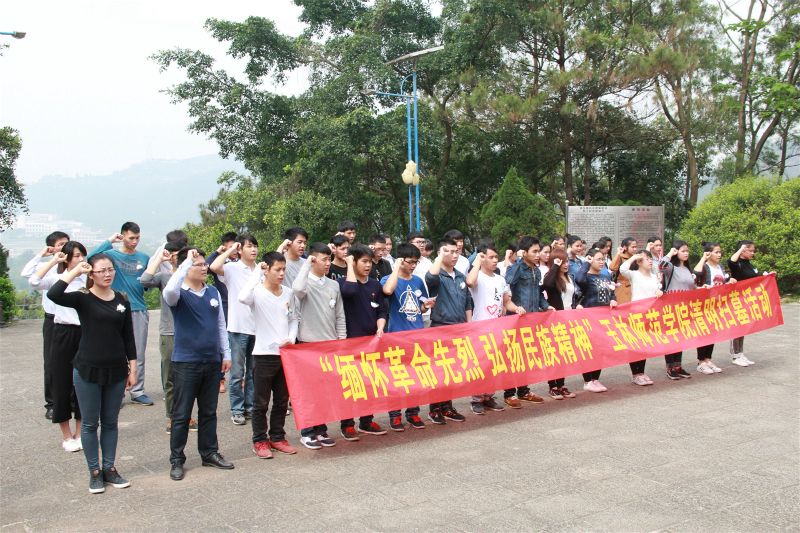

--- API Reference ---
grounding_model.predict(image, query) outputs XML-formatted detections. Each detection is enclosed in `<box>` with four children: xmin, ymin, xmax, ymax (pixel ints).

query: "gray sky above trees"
<box><xmin>0</xmin><ymin>1</ymin><xmax>308</xmax><ymax>184</ymax></box>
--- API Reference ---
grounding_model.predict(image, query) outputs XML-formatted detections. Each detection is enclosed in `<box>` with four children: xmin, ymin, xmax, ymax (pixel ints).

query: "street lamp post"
<box><xmin>366</xmin><ymin>45</ymin><xmax>444</xmax><ymax>233</ymax></box>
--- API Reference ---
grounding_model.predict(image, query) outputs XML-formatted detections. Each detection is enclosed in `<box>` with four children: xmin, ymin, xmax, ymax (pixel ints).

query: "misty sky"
<box><xmin>1</xmin><ymin>1</ymin><xmax>309</xmax><ymax>184</ymax></box>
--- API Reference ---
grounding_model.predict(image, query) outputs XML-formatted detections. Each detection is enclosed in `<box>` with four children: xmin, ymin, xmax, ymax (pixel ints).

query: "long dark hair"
<box><xmin>547</xmin><ymin>248</ymin><xmax>569</xmax><ymax>294</ymax></box>
<box><xmin>670</xmin><ymin>240</ymin><xmax>689</xmax><ymax>268</ymax></box>
<box><xmin>57</xmin><ymin>241</ymin><xmax>88</xmax><ymax>274</ymax></box>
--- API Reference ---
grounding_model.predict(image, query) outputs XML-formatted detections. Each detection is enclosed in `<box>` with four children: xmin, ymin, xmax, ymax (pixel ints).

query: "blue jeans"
<box><xmin>170</xmin><ymin>362</ymin><xmax>220</xmax><ymax>465</ymax></box>
<box><xmin>228</xmin><ymin>332</ymin><xmax>254</xmax><ymax>416</ymax></box>
<box><xmin>72</xmin><ymin>369</ymin><xmax>125</xmax><ymax>471</ymax></box>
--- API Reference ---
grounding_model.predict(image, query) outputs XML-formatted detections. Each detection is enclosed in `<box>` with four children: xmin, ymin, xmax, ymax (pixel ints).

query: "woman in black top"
<box><xmin>48</xmin><ymin>254</ymin><xmax>137</xmax><ymax>494</ymax></box>
<box><xmin>542</xmin><ymin>249</ymin><xmax>581</xmax><ymax>399</ymax></box>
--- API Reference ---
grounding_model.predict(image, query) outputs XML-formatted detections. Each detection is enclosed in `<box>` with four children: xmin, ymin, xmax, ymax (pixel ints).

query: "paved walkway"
<box><xmin>1</xmin><ymin>306</ymin><xmax>798</xmax><ymax>532</ymax></box>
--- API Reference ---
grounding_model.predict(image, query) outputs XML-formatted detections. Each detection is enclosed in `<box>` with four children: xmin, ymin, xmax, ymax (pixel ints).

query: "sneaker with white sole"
<box><xmin>583</xmin><ymin>380</ymin><xmax>607</xmax><ymax>393</ymax></box>
<box><xmin>732</xmin><ymin>355</ymin><xmax>750</xmax><ymax>367</ymax></box>
<box><xmin>62</xmin><ymin>438</ymin><xmax>81</xmax><ymax>452</ymax></box>
<box><xmin>707</xmin><ymin>360</ymin><xmax>722</xmax><ymax>373</ymax></box>
<box><xmin>300</xmin><ymin>436</ymin><xmax>322</xmax><ymax>450</ymax></box>
<box><xmin>316</xmin><ymin>434</ymin><xmax>337</xmax><ymax>447</ymax></box>
<box><xmin>696</xmin><ymin>361</ymin><xmax>715</xmax><ymax>375</ymax></box>
<box><xmin>740</xmin><ymin>355</ymin><xmax>755</xmax><ymax>365</ymax></box>
<box><xmin>632</xmin><ymin>374</ymin><xmax>652</xmax><ymax>386</ymax></box>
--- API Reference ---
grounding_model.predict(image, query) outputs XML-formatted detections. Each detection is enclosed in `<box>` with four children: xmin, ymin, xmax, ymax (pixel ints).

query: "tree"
<box><xmin>479</xmin><ymin>167</ymin><xmax>558</xmax><ymax>250</ymax></box>
<box><xmin>679</xmin><ymin>176</ymin><xmax>800</xmax><ymax>291</ymax></box>
<box><xmin>0</xmin><ymin>127</ymin><xmax>27</xmax><ymax>230</ymax></box>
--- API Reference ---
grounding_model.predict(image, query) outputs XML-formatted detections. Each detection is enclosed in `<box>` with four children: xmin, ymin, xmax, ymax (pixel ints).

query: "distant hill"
<box><xmin>23</xmin><ymin>155</ymin><xmax>246</xmax><ymax>238</ymax></box>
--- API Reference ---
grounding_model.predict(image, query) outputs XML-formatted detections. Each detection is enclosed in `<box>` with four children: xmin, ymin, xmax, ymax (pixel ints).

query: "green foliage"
<box><xmin>479</xmin><ymin>167</ymin><xmax>558</xmax><ymax>251</ymax></box>
<box><xmin>0</xmin><ymin>277</ymin><xmax>17</xmax><ymax>322</ymax></box>
<box><xmin>14</xmin><ymin>290</ymin><xmax>43</xmax><ymax>320</ymax></box>
<box><xmin>0</xmin><ymin>242</ymin><xmax>9</xmax><ymax>278</ymax></box>
<box><xmin>679</xmin><ymin>176</ymin><xmax>800</xmax><ymax>291</ymax></box>
<box><xmin>0</xmin><ymin>127</ymin><xmax>28</xmax><ymax>230</ymax></box>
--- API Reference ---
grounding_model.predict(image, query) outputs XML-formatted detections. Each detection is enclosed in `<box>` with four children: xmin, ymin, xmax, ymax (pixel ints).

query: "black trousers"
<box><xmin>504</xmin><ymin>385</ymin><xmax>530</xmax><ymax>398</ymax></box>
<box><xmin>50</xmin><ymin>324</ymin><xmax>81</xmax><ymax>423</ymax></box>
<box><xmin>583</xmin><ymin>370</ymin><xmax>601</xmax><ymax>382</ymax></box>
<box><xmin>697</xmin><ymin>344</ymin><xmax>714</xmax><ymax>360</ymax></box>
<box><xmin>252</xmin><ymin>355</ymin><xmax>289</xmax><ymax>443</ymax></box>
<box><xmin>629</xmin><ymin>360</ymin><xmax>646</xmax><ymax>374</ymax></box>
<box><xmin>665</xmin><ymin>352</ymin><xmax>683</xmax><ymax>367</ymax></box>
<box><xmin>43</xmin><ymin>314</ymin><xmax>55</xmax><ymax>409</ymax></box>
<box><xmin>170</xmin><ymin>362</ymin><xmax>221</xmax><ymax>465</ymax></box>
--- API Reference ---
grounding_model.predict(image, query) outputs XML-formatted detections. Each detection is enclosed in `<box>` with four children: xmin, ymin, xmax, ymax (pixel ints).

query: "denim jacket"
<box><xmin>505</xmin><ymin>259</ymin><xmax>550</xmax><ymax>312</ymax></box>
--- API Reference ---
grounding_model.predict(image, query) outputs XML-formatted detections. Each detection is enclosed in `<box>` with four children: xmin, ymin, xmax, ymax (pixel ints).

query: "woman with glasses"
<box><xmin>48</xmin><ymin>254</ymin><xmax>137</xmax><ymax>494</ymax></box>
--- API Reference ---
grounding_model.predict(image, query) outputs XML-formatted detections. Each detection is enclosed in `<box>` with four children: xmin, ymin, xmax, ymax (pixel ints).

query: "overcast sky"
<box><xmin>1</xmin><ymin>1</ymin><xmax>309</xmax><ymax>184</ymax></box>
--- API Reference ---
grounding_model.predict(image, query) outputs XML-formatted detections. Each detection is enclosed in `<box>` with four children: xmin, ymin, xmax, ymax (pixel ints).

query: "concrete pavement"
<box><xmin>1</xmin><ymin>306</ymin><xmax>798</xmax><ymax>532</ymax></box>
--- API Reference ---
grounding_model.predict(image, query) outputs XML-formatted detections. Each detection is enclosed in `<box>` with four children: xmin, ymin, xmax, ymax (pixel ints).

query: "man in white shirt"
<box><xmin>20</xmin><ymin>230</ymin><xmax>70</xmax><ymax>419</ymax></box>
<box><xmin>210</xmin><ymin>234</ymin><xmax>259</xmax><ymax>425</ymax></box>
<box><xmin>466</xmin><ymin>241</ymin><xmax>525</xmax><ymax>415</ymax></box>
<box><xmin>238</xmin><ymin>251</ymin><xmax>299</xmax><ymax>458</ymax></box>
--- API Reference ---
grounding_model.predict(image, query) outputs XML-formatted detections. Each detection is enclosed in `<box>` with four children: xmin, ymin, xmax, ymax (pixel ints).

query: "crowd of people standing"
<box><xmin>20</xmin><ymin>221</ymin><xmax>772</xmax><ymax>492</ymax></box>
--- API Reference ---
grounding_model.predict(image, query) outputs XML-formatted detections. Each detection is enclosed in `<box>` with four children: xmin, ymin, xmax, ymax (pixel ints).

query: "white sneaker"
<box><xmin>641</xmin><ymin>373</ymin><xmax>654</xmax><ymax>384</ymax></box>
<box><xmin>632</xmin><ymin>374</ymin><xmax>651</xmax><ymax>386</ymax></box>
<box><xmin>62</xmin><ymin>438</ymin><xmax>81</xmax><ymax>453</ymax></box>
<box><xmin>583</xmin><ymin>380</ymin><xmax>607</xmax><ymax>393</ymax></box>
<box><xmin>732</xmin><ymin>355</ymin><xmax>750</xmax><ymax>367</ymax></box>
<box><xmin>707</xmin><ymin>360</ymin><xmax>722</xmax><ymax>373</ymax></box>
<box><xmin>73</xmin><ymin>437</ymin><xmax>82</xmax><ymax>450</ymax></box>
<box><xmin>740</xmin><ymin>355</ymin><xmax>755</xmax><ymax>365</ymax></box>
<box><xmin>696</xmin><ymin>361</ymin><xmax>715</xmax><ymax>375</ymax></box>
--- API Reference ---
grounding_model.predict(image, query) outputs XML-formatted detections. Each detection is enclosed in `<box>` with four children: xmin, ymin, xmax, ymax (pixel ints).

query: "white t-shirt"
<box><xmin>222</xmin><ymin>260</ymin><xmax>257</xmax><ymax>334</ymax></box>
<box><xmin>413</xmin><ymin>256</ymin><xmax>434</xmax><ymax>318</ymax></box>
<box><xmin>239</xmin><ymin>273</ymin><xmax>298</xmax><ymax>356</ymax></box>
<box><xmin>29</xmin><ymin>272</ymin><xmax>85</xmax><ymax>325</ymax></box>
<box><xmin>708</xmin><ymin>263</ymin><xmax>725</xmax><ymax>285</ymax></box>
<box><xmin>455</xmin><ymin>255</ymin><xmax>470</xmax><ymax>276</ymax></box>
<box><xmin>469</xmin><ymin>270</ymin><xmax>510</xmax><ymax>321</ymax></box>
<box><xmin>620</xmin><ymin>264</ymin><xmax>661</xmax><ymax>301</ymax></box>
<box><xmin>561</xmin><ymin>278</ymin><xmax>575</xmax><ymax>310</ymax></box>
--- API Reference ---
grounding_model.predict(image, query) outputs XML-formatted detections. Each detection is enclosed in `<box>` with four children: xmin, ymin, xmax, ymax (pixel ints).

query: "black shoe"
<box><xmin>666</xmin><ymin>367</ymin><xmax>681</xmax><ymax>380</ymax></box>
<box><xmin>676</xmin><ymin>366</ymin><xmax>691</xmax><ymax>379</ymax></box>
<box><xmin>102</xmin><ymin>467</ymin><xmax>130</xmax><ymax>489</ymax></box>
<box><xmin>170</xmin><ymin>463</ymin><xmax>184</xmax><ymax>481</ymax></box>
<box><xmin>442</xmin><ymin>407</ymin><xmax>466</xmax><ymax>422</ymax></box>
<box><xmin>45</xmin><ymin>407</ymin><xmax>53</xmax><ymax>420</ymax></box>
<box><xmin>202</xmin><ymin>452</ymin><xmax>234</xmax><ymax>469</ymax></box>
<box><xmin>427</xmin><ymin>409</ymin><xmax>446</xmax><ymax>425</ymax></box>
<box><xmin>244</xmin><ymin>410</ymin><xmax>253</xmax><ymax>420</ymax></box>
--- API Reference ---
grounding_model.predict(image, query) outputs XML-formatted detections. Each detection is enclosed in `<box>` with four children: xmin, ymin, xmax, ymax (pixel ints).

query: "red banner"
<box><xmin>282</xmin><ymin>274</ymin><xmax>783</xmax><ymax>429</ymax></box>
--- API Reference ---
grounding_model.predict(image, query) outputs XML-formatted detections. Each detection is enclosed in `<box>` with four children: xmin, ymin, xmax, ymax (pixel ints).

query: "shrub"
<box><xmin>0</xmin><ymin>277</ymin><xmax>17</xmax><ymax>323</ymax></box>
<box><xmin>679</xmin><ymin>176</ymin><xmax>800</xmax><ymax>292</ymax></box>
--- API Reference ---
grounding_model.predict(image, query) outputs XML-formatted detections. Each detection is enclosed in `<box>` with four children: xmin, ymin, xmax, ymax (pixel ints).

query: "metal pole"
<box><xmin>400</xmin><ymin>76</ymin><xmax>414</xmax><ymax>234</ymax></box>
<box><xmin>413</xmin><ymin>68</ymin><xmax>420</xmax><ymax>231</ymax></box>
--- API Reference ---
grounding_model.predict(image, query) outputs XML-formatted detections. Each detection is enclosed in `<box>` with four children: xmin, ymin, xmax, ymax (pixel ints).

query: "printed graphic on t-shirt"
<box><xmin>593</xmin><ymin>277</ymin><xmax>617</xmax><ymax>304</ymax></box>
<box><xmin>398</xmin><ymin>285</ymin><xmax>423</xmax><ymax>321</ymax></box>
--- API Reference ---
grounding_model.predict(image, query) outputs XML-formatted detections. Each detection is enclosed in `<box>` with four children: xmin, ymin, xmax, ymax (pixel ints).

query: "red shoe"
<box><xmin>269</xmin><ymin>440</ymin><xmax>298</xmax><ymax>455</ymax></box>
<box><xmin>340</xmin><ymin>426</ymin><xmax>360</xmax><ymax>441</ymax></box>
<box><xmin>252</xmin><ymin>441</ymin><xmax>272</xmax><ymax>459</ymax></box>
<box><xmin>358</xmin><ymin>421</ymin><xmax>388</xmax><ymax>435</ymax></box>
<box><xmin>389</xmin><ymin>416</ymin><xmax>405</xmax><ymax>431</ymax></box>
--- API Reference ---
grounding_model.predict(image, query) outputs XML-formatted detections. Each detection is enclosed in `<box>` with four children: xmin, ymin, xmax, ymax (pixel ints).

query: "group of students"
<box><xmin>21</xmin><ymin>221</ymin><xmax>771</xmax><ymax>493</ymax></box>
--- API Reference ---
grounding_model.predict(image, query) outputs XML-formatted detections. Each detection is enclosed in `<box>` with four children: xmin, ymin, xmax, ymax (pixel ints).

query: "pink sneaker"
<box><xmin>253</xmin><ymin>441</ymin><xmax>273</xmax><ymax>459</ymax></box>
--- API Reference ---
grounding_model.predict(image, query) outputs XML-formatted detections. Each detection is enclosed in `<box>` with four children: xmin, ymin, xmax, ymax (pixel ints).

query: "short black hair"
<box><xmin>330</xmin><ymin>234</ymin><xmax>349</xmax><ymax>247</ymax></box>
<box><xmin>736</xmin><ymin>239</ymin><xmax>755</xmax><ymax>249</ymax></box>
<box><xmin>551</xmin><ymin>235</ymin><xmax>564</xmax><ymax>243</ymax></box>
<box><xmin>395</xmin><ymin>243</ymin><xmax>421</xmax><ymax>260</ymax></box>
<box><xmin>476</xmin><ymin>239</ymin><xmax>498</xmax><ymax>255</ymax></box>
<box><xmin>443</xmin><ymin>229</ymin><xmax>464</xmax><ymax>242</ymax></box>
<box><xmin>586</xmin><ymin>247</ymin><xmax>603</xmax><ymax>259</ymax></box>
<box><xmin>309</xmin><ymin>242</ymin><xmax>332</xmax><ymax>257</ymax></box>
<box><xmin>46</xmin><ymin>231</ymin><xmax>70</xmax><ymax>246</ymax></box>
<box><xmin>165</xmin><ymin>241</ymin><xmax>183</xmax><ymax>253</ymax></box>
<box><xmin>368</xmin><ymin>233</ymin><xmax>386</xmax><ymax>245</ymax></box>
<box><xmin>566</xmin><ymin>235</ymin><xmax>582</xmax><ymax>247</ymax></box>
<box><xmin>220</xmin><ymin>231</ymin><xmax>238</xmax><ymax>244</ymax></box>
<box><xmin>438</xmin><ymin>237</ymin><xmax>458</xmax><ymax>249</ymax></box>
<box><xmin>166</xmin><ymin>230</ymin><xmax>188</xmax><ymax>247</ymax></box>
<box><xmin>621</xmin><ymin>237</ymin><xmax>636</xmax><ymax>248</ymax></box>
<box><xmin>236</xmin><ymin>233</ymin><xmax>258</xmax><ymax>247</ymax></box>
<box><xmin>262</xmin><ymin>251</ymin><xmax>286</xmax><ymax>267</ymax></box>
<box><xmin>177</xmin><ymin>248</ymin><xmax>206</xmax><ymax>265</ymax></box>
<box><xmin>518</xmin><ymin>236</ymin><xmax>540</xmax><ymax>253</ymax></box>
<box><xmin>647</xmin><ymin>236</ymin><xmax>662</xmax><ymax>244</ymax></box>
<box><xmin>423</xmin><ymin>239</ymin><xmax>434</xmax><ymax>252</ymax></box>
<box><xmin>337</xmin><ymin>220</ymin><xmax>356</xmax><ymax>232</ymax></box>
<box><xmin>284</xmin><ymin>226</ymin><xmax>309</xmax><ymax>241</ymax></box>
<box><xmin>121</xmin><ymin>221</ymin><xmax>140</xmax><ymax>234</ymax></box>
<box><xmin>407</xmin><ymin>231</ymin><xmax>425</xmax><ymax>242</ymax></box>
<box><xmin>349</xmin><ymin>243</ymin><xmax>374</xmax><ymax>261</ymax></box>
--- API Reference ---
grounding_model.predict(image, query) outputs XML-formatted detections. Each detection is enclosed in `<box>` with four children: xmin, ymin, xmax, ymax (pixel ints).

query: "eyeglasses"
<box><xmin>402</xmin><ymin>259</ymin><xmax>419</xmax><ymax>265</ymax></box>
<box><xmin>92</xmin><ymin>268</ymin><xmax>115</xmax><ymax>275</ymax></box>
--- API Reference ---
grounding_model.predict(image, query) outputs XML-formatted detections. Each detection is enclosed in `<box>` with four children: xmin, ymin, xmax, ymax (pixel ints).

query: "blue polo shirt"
<box><xmin>89</xmin><ymin>240</ymin><xmax>149</xmax><ymax>312</ymax></box>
